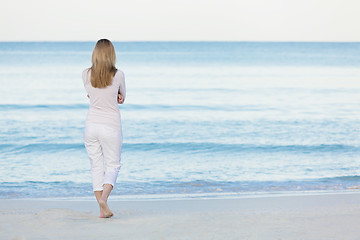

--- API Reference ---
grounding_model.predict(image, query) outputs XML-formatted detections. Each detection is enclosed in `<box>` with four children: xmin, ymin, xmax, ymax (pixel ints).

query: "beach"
<box><xmin>1</xmin><ymin>192</ymin><xmax>360</xmax><ymax>239</ymax></box>
<box><xmin>1</xmin><ymin>42</ymin><xmax>360</xmax><ymax>239</ymax></box>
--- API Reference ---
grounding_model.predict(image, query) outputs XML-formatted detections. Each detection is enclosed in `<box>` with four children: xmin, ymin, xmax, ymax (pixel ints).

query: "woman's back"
<box><xmin>82</xmin><ymin>69</ymin><xmax>126</xmax><ymax>131</ymax></box>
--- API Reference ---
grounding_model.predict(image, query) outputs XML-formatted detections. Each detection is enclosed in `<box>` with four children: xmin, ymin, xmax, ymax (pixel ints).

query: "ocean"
<box><xmin>0</xmin><ymin>42</ymin><xmax>360</xmax><ymax>199</ymax></box>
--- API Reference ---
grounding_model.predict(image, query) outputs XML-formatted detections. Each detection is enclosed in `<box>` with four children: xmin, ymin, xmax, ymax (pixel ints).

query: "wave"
<box><xmin>0</xmin><ymin>103</ymin><xmax>268</xmax><ymax>112</ymax></box>
<box><xmin>1</xmin><ymin>176</ymin><xmax>360</xmax><ymax>199</ymax></box>
<box><xmin>123</xmin><ymin>142</ymin><xmax>360</xmax><ymax>154</ymax></box>
<box><xmin>0</xmin><ymin>143</ymin><xmax>84</xmax><ymax>154</ymax></box>
<box><xmin>0</xmin><ymin>104</ymin><xmax>88</xmax><ymax>110</ymax></box>
<box><xmin>1</xmin><ymin>142</ymin><xmax>358</xmax><ymax>154</ymax></box>
<box><xmin>320</xmin><ymin>175</ymin><xmax>360</xmax><ymax>182</ymax></box>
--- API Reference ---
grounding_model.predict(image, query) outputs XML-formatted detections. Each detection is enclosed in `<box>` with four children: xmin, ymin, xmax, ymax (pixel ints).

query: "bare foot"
<box><xmin>99</xmin><ymin>208</ymin><xmax>105</xmax><ymax>218</ymax></box>
<box><xmin>99</xmin><ymin>200</ymin><xmax>113</xmax><ymax>218</ymax></box>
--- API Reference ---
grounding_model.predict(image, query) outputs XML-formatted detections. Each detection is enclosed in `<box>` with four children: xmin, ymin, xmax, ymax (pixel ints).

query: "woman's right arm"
<box><xmin>118</xmin><ymin>71</ymin><xmax>126</xmax><ymax>104</ymax></box>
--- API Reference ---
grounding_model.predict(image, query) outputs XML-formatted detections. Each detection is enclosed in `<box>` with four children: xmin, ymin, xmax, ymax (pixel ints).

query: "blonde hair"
<box><xmin>90</xmin><ymin>39</ymin><xmax>117</xmax><ymax>88</ymax></box>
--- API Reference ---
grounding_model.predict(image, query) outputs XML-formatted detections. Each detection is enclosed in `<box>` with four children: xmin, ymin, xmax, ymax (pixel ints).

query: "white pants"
<box><xmin>84</xmin><ymin>123</ymin><xmax>122</xmax><ymax>191</ymax></box>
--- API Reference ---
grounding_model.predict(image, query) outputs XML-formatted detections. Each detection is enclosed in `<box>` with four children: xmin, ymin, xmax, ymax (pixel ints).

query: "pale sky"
<box><xmin>1</xmin><ymin>0</ymin><xmax>360</xmax><ymax>41</ymax></box>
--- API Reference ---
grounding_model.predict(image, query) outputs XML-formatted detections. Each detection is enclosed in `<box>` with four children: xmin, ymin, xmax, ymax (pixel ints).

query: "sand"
<box><xmin>1</xmin><ymin>192</ymin><xmax>360</xmax><ymax>240</ymax></box>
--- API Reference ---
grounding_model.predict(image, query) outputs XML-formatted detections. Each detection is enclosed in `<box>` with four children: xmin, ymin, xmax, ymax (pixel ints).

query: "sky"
<box><xmin>1</xmin><ymin>0</ymin><xmax>360</xmax><ymax>42</ymax></box>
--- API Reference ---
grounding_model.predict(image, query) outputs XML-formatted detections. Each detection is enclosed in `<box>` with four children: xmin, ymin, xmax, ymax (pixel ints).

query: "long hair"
<box><xmin>90</xmin><ymin>39</ymin><xmax>117</xmax><ymax>88</ymax></box>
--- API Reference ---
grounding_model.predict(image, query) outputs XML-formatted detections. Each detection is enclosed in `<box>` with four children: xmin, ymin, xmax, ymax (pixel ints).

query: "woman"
<box><xmin>82</xmin><ymin>39</ymin><xmax>126</xmax><ymax>218</ymax></box>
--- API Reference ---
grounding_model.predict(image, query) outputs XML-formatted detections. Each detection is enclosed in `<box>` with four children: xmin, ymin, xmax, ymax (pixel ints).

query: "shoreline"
<box><xmin>1</xmin><ymin>192</ymin><xmax>360</xmax><ymax>239</ymax></box>
<box><xmin>2</xmin><ymin>188</ymin><xmax>360</xmax><ymax>202</ymax></box>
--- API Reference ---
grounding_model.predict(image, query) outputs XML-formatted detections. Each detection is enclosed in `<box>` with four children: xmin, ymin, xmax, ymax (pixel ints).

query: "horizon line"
<box><xmin>0</xmin><ymin>40</ymin><xmax>360</xmax><ymax>43</ymax></box>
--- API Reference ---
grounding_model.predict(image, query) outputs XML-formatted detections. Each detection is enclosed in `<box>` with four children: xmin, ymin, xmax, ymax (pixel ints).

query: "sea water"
<box><xmin>0</xmin><ymin>42</ymin><xmax>360</xmax><ymax>199</ymax></box>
